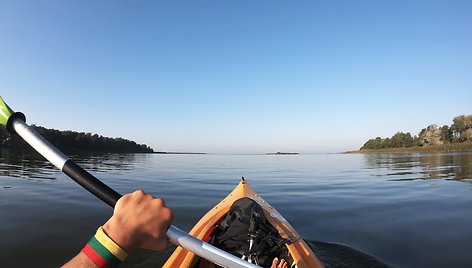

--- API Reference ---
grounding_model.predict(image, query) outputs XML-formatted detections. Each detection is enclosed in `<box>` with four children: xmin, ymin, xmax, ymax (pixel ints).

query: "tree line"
<box><xmin>0</xmin><ymin>125</ymin><xmax>154</xmax><ymax>153</ymax></box>
<box><xmin>361</xmin><ymin>114</ymin><xmax>472</xmax><ymax>150</ymax></box>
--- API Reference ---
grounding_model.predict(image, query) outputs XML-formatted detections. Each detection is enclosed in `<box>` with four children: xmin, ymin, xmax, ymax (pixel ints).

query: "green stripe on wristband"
<box><xmin>88</xmin><ymin>236</ymin><xmax>121</xmax><ymax>267</ymax></box>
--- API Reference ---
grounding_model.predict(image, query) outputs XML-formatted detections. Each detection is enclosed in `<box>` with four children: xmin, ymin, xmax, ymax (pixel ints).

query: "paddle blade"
<box><xmin>0</xmin><ymin>96</ymin><xmax>15</xmax><ymax>125</ymax></box>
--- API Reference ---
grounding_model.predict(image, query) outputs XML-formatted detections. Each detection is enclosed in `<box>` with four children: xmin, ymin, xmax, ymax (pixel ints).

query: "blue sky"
<box><xmin>1</xmin><ymin>0</ymin><xmax>471</xmax><ymax>153</ymax></box>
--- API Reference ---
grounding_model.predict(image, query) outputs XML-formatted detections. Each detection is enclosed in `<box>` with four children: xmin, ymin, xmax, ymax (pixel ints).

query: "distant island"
<box><xmin>350</xmin><ymin>114</ymin><xmax>472</xmax><ymax>154</ymax></box>
<box><xmin>0</xmin><ymin>125</ymin><xmax>154</xmax><ymax>153</ymax></box>
<box><xmin>266</xmin><ymin>152</ymin><xmax>299</xmax><ymax>155</ymax></box>
<box><xmin>155</xmin><ymin>152</ymin><xmax>207</xmax><ymax>154</ymax></box>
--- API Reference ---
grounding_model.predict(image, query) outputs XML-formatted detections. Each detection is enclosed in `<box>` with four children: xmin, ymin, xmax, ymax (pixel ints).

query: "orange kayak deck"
<box><xmin>163</xmin><ymin>179</ymin><xmax>323</xmax><ymax>268</ymax></box>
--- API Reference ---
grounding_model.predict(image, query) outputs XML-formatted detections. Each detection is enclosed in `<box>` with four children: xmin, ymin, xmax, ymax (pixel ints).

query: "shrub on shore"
<box><xmin>360</xmin><ymin>114</ymin><xmax>472</xmax><ymax>151</ymax></box>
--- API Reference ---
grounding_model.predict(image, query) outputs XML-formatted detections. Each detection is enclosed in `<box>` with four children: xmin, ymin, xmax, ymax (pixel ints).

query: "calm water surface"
<box><xmin>1</xmin><ymin>150</ymin><xmax>471</xmax><ymax>267</ymax></box>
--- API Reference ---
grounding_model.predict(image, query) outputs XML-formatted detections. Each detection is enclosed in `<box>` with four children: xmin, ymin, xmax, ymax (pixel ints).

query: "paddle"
<box><xmin>0</xmin><ymin>96</ymin><xmax>260</xmax><ymax>268</ymax></box>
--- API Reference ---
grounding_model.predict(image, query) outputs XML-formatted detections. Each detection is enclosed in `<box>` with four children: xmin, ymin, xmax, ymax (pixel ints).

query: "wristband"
<box><xmin>81</xmin><ymin>226</ymin><xmax>129</xmax><ymax>268</ymax></box>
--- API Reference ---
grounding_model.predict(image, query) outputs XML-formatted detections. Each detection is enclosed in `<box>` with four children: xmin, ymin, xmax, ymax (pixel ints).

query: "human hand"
<box><xmin>102</xmin><ymin>190</ymin><xmax>174</xmax><ymax>252</ymax></box>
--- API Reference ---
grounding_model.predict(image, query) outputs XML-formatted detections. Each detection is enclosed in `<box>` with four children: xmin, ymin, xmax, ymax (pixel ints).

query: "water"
<box><xmin>0</xmin><ymin>150</ymin><xmax>471</xmax><ymax>267</ymax></box>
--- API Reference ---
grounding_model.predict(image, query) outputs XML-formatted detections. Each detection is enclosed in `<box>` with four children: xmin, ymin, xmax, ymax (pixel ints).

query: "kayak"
<box><xmin>163</xmin><ymin>178</ymin><xmax>323</xmax><ymax>268</ymax></box>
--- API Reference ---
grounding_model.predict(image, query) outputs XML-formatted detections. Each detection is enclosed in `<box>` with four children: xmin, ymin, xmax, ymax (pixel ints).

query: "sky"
<box><xmin>0</xmin><ymin>0</ymin><xmax>471</xmax><ymax>153</ymax></box>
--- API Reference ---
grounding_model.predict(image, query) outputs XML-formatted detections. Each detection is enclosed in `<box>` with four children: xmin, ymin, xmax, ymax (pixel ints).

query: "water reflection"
<box><xmin>0</xmin><ymin>149</ymin><xmax>58</xmax><ymax>180</ymax></box>
<box><xmin>0</xmin><ymin>149</ymin><xmax>150</xmax><ymax>180</ymax></box>
<box><xmin>69</xmin><ymin>152</ymin><xmax>146</xmax><ymax>173</ymax></box>
<box><xmin>363</xmin><ymin>152</ymin><xmax>472</xmax><ymax>183</ymax></box>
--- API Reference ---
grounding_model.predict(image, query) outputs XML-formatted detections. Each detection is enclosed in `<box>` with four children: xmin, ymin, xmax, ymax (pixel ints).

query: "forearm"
<box><xmin>63</xmin><ymin>252</ymin><xmax>96</xmax><ymax>268</ymax></box>
<box><xmin>62</xmin><ymin>226</ymin><xmax>129</xmax><ymax>268</ymax></box>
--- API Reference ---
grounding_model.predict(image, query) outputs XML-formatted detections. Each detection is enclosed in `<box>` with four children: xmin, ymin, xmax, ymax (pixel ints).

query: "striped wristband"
<box><xmin>81</xmin><ymin>226</ymin><xmax>129</xmax><ymax>268</ymax></box>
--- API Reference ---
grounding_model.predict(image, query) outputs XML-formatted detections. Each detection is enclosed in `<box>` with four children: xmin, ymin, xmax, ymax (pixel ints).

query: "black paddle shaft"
<box><xmin>62</xmin><ymin>159</ymin><xmax>123</xmax><ymax>207</ymax></box>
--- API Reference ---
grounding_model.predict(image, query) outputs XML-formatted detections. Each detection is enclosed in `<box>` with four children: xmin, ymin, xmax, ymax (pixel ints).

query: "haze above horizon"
<box><xmin>1</xmin><ymin>1</ymin><xmax>471</xmax><ymax>154</ymax></box>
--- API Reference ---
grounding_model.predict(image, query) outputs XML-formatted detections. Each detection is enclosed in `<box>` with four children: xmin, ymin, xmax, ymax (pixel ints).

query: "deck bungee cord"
<box><xmin>0</xmin><ymin>96</ymin><xmax>261</xmax><ymax>268</ymax></box>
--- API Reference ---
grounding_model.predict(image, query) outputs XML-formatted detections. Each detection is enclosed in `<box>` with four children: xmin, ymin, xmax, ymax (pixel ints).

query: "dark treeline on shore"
<box><xmin>0</xmin><ymin>125</ymin><xmax>154</xmax><ymax>153</ymax></box>
<box><xmin>361</xmin><ymin>114</ymin><xmax>472</xmax><ymax>150</ymax></box>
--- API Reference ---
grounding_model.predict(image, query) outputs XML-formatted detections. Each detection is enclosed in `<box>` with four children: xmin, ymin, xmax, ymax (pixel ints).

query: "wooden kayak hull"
<box><xmin>163</xmin><ymin>179</ymin><xmax>323</xmax><ymax>268</ymax></box>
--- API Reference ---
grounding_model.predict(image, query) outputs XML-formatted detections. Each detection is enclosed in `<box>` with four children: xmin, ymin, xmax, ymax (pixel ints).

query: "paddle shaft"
<box><xmin>9</xmin><ymin>115</ymin><xmax>260</xmax><ymax>268</ymax></box>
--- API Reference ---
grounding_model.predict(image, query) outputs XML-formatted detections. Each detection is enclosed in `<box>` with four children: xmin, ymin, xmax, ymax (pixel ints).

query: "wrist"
<box><xmin>103</xmin><ymin>217</ymin><xmax>137</xmax><ymax>253</ymax></box>
<box><xmin>80</xmin><ymin>226</ymin><xmax>129</xmax><ymax>268</ymax></box>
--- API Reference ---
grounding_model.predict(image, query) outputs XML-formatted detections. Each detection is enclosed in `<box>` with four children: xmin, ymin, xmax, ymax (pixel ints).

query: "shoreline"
<box><xmin>346</xmin><ymin>142</ymin><xmax>472</xmax><ymax>154</ymax></box>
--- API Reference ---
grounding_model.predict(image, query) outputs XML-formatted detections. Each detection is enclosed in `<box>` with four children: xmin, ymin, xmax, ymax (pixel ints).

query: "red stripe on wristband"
<box><xmin>82</xmin><ymin>244</ymin><xmax>114</xmax><ymax>268</ymax></box>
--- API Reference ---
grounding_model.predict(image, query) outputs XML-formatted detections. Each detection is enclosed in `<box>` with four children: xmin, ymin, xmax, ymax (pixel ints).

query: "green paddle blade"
<box><xmin>0</xmin><ymin>96</ymin><xmax>15</xmax><ymax>125</ymax></box>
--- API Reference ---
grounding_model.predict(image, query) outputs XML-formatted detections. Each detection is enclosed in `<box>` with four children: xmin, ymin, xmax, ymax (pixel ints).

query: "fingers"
<box><xmin>271</xmin><ymin>258</ymin><xmax>288</xmax><ymax>268</ymax></box>
<box><xmin>279</xmin><ymin>259</ymin><xmax>288</xmax><ymax>268</ymax></box>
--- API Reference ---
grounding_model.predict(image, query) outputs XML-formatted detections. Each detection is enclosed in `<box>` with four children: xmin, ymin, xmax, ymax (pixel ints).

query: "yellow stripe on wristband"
<box><xmin>95</xmin><ymin>226</ymin><xmax>129</xmax><ymax>261</ymax></box>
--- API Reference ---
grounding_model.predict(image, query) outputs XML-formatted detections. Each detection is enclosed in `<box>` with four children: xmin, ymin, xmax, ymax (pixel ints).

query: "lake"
<box><xmin>0</xmin><ymin>150</ymin><xmax>471</xmax><ymax>267</ymax></box>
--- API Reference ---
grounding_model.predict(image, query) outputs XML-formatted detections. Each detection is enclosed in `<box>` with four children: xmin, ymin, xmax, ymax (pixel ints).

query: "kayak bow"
<box><xmin>164</xmin><ymin>179</ymin><xmax>323</xmax><ymax>268</ymax></box>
